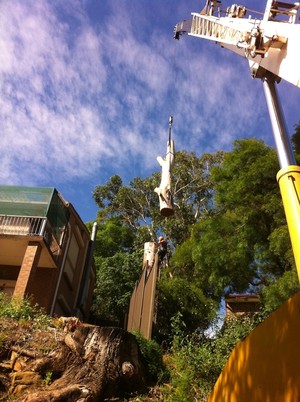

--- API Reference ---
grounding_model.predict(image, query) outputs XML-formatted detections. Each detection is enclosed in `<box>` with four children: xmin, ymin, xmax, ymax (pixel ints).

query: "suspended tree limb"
<box><xmin>154</xmin><ymin>139</ymin><xmax>175</xmax><ymax>217</ymax></box>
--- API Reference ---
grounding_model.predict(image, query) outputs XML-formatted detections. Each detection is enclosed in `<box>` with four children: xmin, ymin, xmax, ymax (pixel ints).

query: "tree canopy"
<box><xmin>93</xmin><ymin>150</ymin><xmax>224</xmax><ymax>247</ymax></box>
<box><xmin>90</xmin><ymin>136</ymin><xmax>300</xmax><ymax>339</ymax></box>
<box><xmin>90</xmin><ymin>149</ymin><xmax>224</xmax><ymax>330</ymax></box>
<box><xmin>171</xmin><ymin>138</ymin><xmax>296</xmax><ymax>301</ymax></box>
<box><xmin>291</xmin><ymin>121</ymin><xmax>300</xmax><ymax>158</ymax></box>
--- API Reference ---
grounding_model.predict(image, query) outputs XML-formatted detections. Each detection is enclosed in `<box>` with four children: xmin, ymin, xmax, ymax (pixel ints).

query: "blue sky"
<box><xmin>1</xmin><ymin>0</ymin><xmax>300</xmax><ymax>223</ymax></box>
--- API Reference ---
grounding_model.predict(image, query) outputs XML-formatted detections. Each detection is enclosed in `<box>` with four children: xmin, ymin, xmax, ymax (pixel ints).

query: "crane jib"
<box><xmin>174</xmin><ymin>3</ymin><xmax>300</xmax><ymax>89</ymax></box>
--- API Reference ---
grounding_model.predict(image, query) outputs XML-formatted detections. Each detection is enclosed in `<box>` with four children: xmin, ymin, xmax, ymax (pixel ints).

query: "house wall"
<box><xmin>13</xmin><ymin>242</ymin><xmax>42</xmax><ymax>299</ymax></box>
<box><xmin>51</xmin><ymin>206</ymin><xmax>92</xmax><ymax>319</ymax></box>
<box><xmin>0</xmin><ymin>187</ymin><xmax>96</xmax><ymax>322</ymax></box>
<box><xmin>225</xmin><ymin>295</ymin><xmax>260</xmax><ymax>319</ymax></box>
<box><xmin>26</xmin><ymin>268</ymin><xmax>57</xmax><ymax>312</ymax></box>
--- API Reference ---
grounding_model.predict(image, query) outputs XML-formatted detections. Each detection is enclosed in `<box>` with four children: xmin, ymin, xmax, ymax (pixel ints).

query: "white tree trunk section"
<box><xmin>154</xmin><ymin>140</ymin><xmax>175</xmax><ymax>217</ymax></box>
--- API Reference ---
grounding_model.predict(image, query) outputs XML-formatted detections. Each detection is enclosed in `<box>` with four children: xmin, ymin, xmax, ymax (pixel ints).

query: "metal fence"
<box><xmin>0</xmin><ymin>215</ymin><xmax>46</xmax><ymax>236</ymax></box>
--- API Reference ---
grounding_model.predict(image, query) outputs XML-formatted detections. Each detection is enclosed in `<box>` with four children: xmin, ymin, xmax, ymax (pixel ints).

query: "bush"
<box><xmin>0</xmin><ymin>294</ymin><xmax>51</xmax><ymax>327</ymax></box>
<box><xmin>160</xmin><ymin>313</ymin><xmax>263</xmax><ymax>401</ymax></box>
<box><xmin>260</xmin><ymin>269</ymin><xmax>300</xmax><ymax>315</ymax></box>
<box><xmin>133</xmin><ymin>331</ymin><xmax>169</xmax><ymax>384</ymax></box>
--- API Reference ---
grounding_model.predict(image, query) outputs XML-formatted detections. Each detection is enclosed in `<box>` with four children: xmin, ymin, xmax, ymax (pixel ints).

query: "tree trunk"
<box><xmin>8</xmin><ymin>324</ymin><xmax>148</xmax><ymax>401</ymax></box>
<box><xmin>154</xmin><ymin>140</ymin><xmax>175</xmax><ymax>217</ymax></box>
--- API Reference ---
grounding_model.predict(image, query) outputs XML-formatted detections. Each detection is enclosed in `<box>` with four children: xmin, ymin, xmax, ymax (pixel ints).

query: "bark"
<box><xmin>154</xmin><ymin>140</ymin><xmax>175</xmax><ymax>217</ymax></box>
<box><xmin>0</xmin><ymin>320</ymin><xmax>148</xmax><ymax>402</ymax></box>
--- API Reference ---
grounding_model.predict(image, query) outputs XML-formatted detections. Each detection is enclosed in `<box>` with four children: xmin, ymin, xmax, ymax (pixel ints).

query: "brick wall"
<box><xmin>13</xmin><ymin>242</ymin><xmax>41</xmax><ymax>298</ymax></box>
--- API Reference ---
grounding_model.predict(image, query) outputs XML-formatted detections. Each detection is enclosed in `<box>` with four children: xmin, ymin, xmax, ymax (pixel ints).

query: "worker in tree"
<box><xmin>157</xmin><ymin>236</ymin><xmax>167</xmax><ymax>265</ymax></box>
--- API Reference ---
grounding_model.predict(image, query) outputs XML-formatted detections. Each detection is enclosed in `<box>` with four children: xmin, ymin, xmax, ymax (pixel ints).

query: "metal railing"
<box><xmin>0</xmin><ymin>215</ymin><xmax>46</xmax><ymax>236</ymax></box>
<box><xmin>0</xmin><ymin>215</ymin><xmax>61</xmax><ymax>258</ymax></box>
<box><xmin>191</xmin><ymin>13</ymin><xmax>246</xmax><ymax>45</ymax></box>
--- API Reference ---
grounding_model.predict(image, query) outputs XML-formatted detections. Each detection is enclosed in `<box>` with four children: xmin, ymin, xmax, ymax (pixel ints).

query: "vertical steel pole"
<box><xmin>262</xmin><ymin>73</ymin><xmax>300</xmax><ymax>281</ymax></box>
<box><xmin>262</xmin><ymin>74</ymin><xmax>296</xmax><ymax>169</ymax></box>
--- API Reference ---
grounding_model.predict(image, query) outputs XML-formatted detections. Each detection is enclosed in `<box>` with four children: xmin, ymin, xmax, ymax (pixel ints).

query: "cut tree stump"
<box><xmin>3</xmin><ymin>323</ymin><xmax>148</xmax><ymax>402</ymax></box>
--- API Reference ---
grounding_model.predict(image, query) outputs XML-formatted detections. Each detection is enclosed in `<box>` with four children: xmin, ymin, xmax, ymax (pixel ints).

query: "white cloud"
<box><xmin>0</xmin><ymin>0</ymin><xmax>109</xmax><ymax>183</ymax></box>
<box><xmin>0</xmin><ymin>0</ymin><xmax>299</xmax><ymax>195</ymax></box>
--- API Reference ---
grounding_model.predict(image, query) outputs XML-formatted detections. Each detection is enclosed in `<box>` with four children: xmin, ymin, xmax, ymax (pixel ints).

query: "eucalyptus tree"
<box><xmin>93</xmin><ymin>150</ymin><xmax>224</xmax><ymax>247</ymax></box>
<box><xmin>91</xmin><ymin>150</ymin><xmax>224</xmax><ymax>329</ymax></box>
<box><xmin>91</xmin><ymin>138</ymin><xmax>299</xmax><ymax>332</ymax></box>
<box><xmin>93</xmin><ymin>174</ymin><xmax>160</xmax><ymax>242</ymax></box>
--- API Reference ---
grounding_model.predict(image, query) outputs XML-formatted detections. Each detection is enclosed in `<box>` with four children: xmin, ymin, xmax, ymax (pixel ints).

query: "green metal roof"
<box><xmin>0</xmin><ymin>186</ymin><xmax>55</xmax><ymax>216</ymax></box>
<box><xmin>0</xmin><ymin>186</ymin><xmax>70</xmax><ymax>242</ymax></box>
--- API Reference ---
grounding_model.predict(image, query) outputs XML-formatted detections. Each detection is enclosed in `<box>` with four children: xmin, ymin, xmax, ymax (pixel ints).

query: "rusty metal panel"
<box><xmin>127</xmin><ymin>272</ymin><xmax>145</xmax><ymax>333</ymax></box>
<box><xmin>127</xmin><ymin>285</ymin><xmax>137</xmax><ymax>332</ymax></box>
<box><xmin>140</xmin><ymin>253</ymin><xmax>159</xmax><ymax>339</ymax></box>
<box><xmin>127</xmin><ymin>242</ymin><xmax>158</xmax><ymax>339</ymax></box>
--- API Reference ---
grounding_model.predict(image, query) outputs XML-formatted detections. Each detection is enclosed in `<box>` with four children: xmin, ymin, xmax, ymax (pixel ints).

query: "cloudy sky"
<box><xmin>1</xmin><ymin>0</ymin><xmax>300</xmax><ymax>222</ymax></box>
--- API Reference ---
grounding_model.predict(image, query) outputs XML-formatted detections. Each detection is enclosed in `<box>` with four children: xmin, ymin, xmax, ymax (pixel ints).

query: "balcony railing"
<box><xmin>0</xmin><ymin>215</ymin><xmax>46</xmax><ymax>236</ymax></box>
<box><xmin>0</xmin><ymin>215</ymin><xmax>61</xmax><ymax>258</ymax></box>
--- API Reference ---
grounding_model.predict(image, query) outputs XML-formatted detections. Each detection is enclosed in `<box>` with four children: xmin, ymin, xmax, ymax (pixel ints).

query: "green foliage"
<box><xmin>87</xmin><ymin>217</ymin><xmax>143</xmax><ymax>325</ymax></box>
<box><xmin>212</xmin><ymin>138</ymin><xmax>279</xmax><ymax>210</ymax></box>
<box><xmin>93</xmin><ymin>174</ymin><xmax>160</xmax><ymax>240</ymax></box>
<box><xmin>39</xmin><ymin>342</ymin><xmax>57</xmax><ymax>355</ymax></box>
<box><xmin>87</xmin><ymin>218</ymin><xmax>135</xmax><ymax>258</ymax></box>
<box><xmin>162</xmin><ymin>150</ymin><xmax>224</xmax><ymax>246</ymax></box>
<box><xmin>260</xmin><ymin>269</ymin><xmax>300</xmax><ymax>314</ymax></box>
<box><xmin>91</xmin><ymin>150</ymin><xmax>224</xmax><ymax>329</ymax></box>
<box><xmin>42</xmin><ymin>371</ymin><xmax>53</xmax><ymax>386</ymax></box>
<box><xmin>91</xmin><ymin>136</ymin><xmax>299</xmax><ymax>340</ymax></box>
<box><xmin>171</xmin><ymin>138</ymin><xmax>293</xmax><ymax>300</ymax></box>
<box><xmin>161</xmin><ymin>314</ymin><xmax>261</xmax><ymax>401</ymax></box>
<box><xmin>91</xmin><ymin>249</ymin><xmax>143</xmax><ymax>325</ymax></box>
<box><xmin>92</xmin><ymin>151</ymin><xmax>224</xmax><ymax>246</ymax></box>
<box><xmin>0</xmin><ymin>294</ymin><xmax>51</xmax><ymax>327</ymax></box>
<box><xmin>133</xmin><ymin>331</ymin><xmax>169</xmax><ymax>383</ymax></box>
<box><xmin>268</xmin><ymin>225</ymin><xmax>295</xmax><ymax>271</ymax></box>
<box><xmin>168</xmin><ymin>238</ymin><xmax>195</xmax><ymax>278</ymax></box>
<box><xmin>211</xmin><ymin>139</ymin><xmax>284</xmax><ymax>277</ymax></box>
<box><xmin>291</xmin><ymin>122</ymin><xmax>300</xmax><ymax>158</ymax></box>
<box><xmin>154</xmin><ymin>278</ymin><xmax>218</xmax><ymax>343</ymax></box>
<box><xmin>93</xmin><ymin>174</ymin><xmax>123</xmax><ymax>210</ymax></box>
<box><xmin>191</xmin><ymin>212</ymin><xmax>258</xmax><ymax>297</ymax></box>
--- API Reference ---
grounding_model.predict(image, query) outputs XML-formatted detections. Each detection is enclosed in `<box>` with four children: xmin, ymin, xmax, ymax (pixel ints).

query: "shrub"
<box><xmin>160</xmin><ymin>312</ymin><xmax>263</xmax><ymax>401</ymax></box>
<box><xmin>0</xmin><ymin>293</ymin><xmax>51</xmax><ymax>327</ymax></box>
<box><xmin>132</xmin><ymin>331</ymin><xmax>169</xmax><ymax>383</ymax></box>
